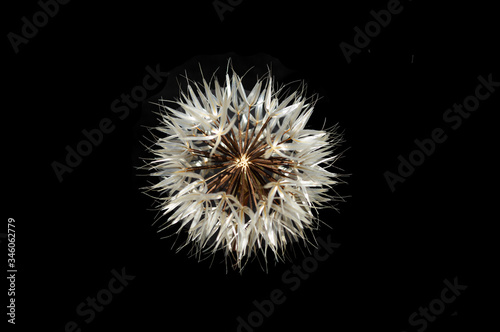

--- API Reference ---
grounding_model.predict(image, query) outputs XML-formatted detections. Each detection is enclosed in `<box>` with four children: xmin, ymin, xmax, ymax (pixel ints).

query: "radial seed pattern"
<box><xmin>146</xmin><ymin>65</ymin><xmax>344</xmax><ymax>271</ymax></box>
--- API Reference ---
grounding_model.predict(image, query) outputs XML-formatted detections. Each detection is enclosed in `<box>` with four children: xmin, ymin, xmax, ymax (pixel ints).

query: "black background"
<box><xmin>4</xmin><ymin>0</ymin><xmax>498</xmax><ymax>331</ymax></box>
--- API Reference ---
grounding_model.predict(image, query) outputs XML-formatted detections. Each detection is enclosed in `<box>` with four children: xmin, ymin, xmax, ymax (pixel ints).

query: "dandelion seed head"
<box><xmin>143</xmin><ymin>60</ymin><xmax>345</xmax><ymax>272</ymax></box>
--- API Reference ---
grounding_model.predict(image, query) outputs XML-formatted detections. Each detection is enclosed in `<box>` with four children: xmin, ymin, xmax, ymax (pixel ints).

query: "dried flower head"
<box><xmin>144</xmin><ymin>62</ymin><xmax>344</xmax><ymax>272</ymax></box>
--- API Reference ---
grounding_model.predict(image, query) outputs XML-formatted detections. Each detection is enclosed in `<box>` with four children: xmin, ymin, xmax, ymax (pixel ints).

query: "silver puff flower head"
<box><xmin>145</xmin><ymin>63</ymin><xmax>344</xmax><ymax>272</ymax></box>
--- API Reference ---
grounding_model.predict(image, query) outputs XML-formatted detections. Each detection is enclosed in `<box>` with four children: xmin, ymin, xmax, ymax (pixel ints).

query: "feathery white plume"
<box><xmin>145</xmin><ymin>62</ymin><xmax>344</xmax><ymax>272</ymax></box>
